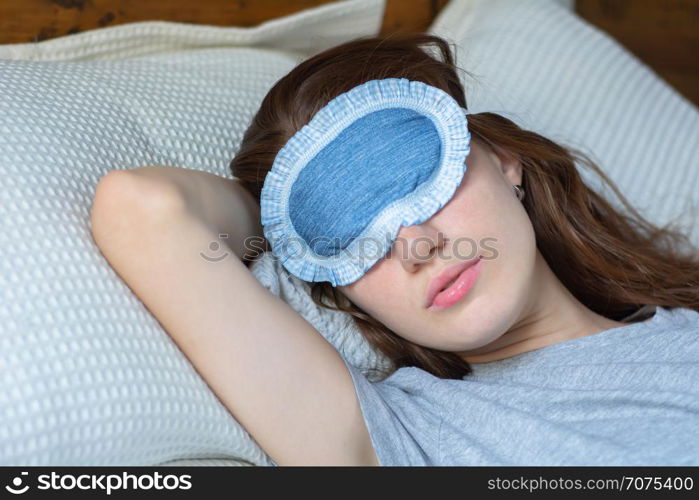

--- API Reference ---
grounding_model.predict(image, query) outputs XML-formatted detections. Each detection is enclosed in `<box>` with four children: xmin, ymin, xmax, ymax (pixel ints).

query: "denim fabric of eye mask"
<box><xmin>260</xmin><ymin>78</ymin><xmax>471</xmax><ymax>287</ymax></box>
<box><xmin>289</xmin><ymin>107</ymin><xmax>441</xmax><ymax>256</ymax></box>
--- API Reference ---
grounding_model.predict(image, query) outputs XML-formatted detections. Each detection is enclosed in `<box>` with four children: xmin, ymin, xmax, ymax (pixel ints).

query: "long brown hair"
<box><xmin>230</xmin><ymin>33</ymin><xmax>699</xmax><ymax>379</ymax></box>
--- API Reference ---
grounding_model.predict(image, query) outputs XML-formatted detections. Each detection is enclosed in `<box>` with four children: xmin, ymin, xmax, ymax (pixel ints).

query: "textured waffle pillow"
<box><xmin>0</xmin><ymin>49</ymin><xmax>293</xmax><ymax>468</ymax></box>
<box><xmin>429</xmin><ymin>0</ymin><xmax>699</xmax><ymax>248</ymax></box>
<box><xmin>0</xmin><ymin>1</ymin><xmax>388</xmax><ymax>466</ymax></box>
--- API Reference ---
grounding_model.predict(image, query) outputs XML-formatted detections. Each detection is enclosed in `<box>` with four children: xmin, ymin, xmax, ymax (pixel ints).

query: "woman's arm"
<box><xmin>90</xmin><ymin>168</ymin><xmax>379</xmax><ymax>466</ymax></box>
<box><xmin>124</xmin><ymin>166</ymin><xmax>268</xmax><ymax>263</ymax></box>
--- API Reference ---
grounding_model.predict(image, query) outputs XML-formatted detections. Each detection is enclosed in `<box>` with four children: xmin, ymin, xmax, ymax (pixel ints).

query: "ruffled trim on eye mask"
<box><xmin>259</xmin><ymin>77</ymin><xmax>471</xmax><ymax>286</ymax></box>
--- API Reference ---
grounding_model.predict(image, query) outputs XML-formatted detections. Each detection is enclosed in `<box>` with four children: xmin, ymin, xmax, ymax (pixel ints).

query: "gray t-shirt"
<box><xmin>341</xmin><ymin>306</ymin><xmax>699</xmax><ymax>466</ymax></box>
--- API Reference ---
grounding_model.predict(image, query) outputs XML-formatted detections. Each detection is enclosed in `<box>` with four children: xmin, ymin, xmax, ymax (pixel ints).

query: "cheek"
<box><xmin>345</xmin><ymin>269</ymin><xmax>408</xmax><ymax>319</ymax></box>
<box><xmin>443</xmin><ymin>186</ymin><xmax>535</xmax><ymax>300</ymax></box>
<box><xmin>490</xmin><ymin>196</ymin><xmax>533</xmax><ymax>256</ymax></box>
<box><xmin>448</xmin><ymin>183</ymin><xmax>527</xmax><ymax>247</ymax></box>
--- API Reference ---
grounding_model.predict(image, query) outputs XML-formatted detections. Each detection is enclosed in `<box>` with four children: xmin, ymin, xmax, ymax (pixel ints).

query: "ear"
<box><xmin>492</xmin><ymin>145</ymin><xmax>523</xmax><ymax>186</ymax></box>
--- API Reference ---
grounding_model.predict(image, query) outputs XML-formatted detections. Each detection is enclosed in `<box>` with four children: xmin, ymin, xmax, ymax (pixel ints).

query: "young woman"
<box><xmin>90</xmin><ymin>34</ymin><xmax>699</xmax><ymax>466</ymax></box>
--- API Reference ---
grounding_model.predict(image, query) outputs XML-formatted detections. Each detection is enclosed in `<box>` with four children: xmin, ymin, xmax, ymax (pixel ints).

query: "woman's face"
<box><xmin>337</xmin><ymin>138</ymin><xmax>536</xmax><ymax>353</ymax></box>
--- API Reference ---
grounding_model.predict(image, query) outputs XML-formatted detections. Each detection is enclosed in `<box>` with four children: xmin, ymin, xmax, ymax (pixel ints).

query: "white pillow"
<box><xmin>0</xmin><ymin>0</ymin><xmax>386</xmax><ymax>467</ymax></box>
<box><xmin>429</xmin><ymin>0</ymin><xmax>699</xmax><ymax>249</ymax></box>
<box><xmin>0</xmin><ymin>0</ymin><xmax>385</xmax><ymax>62</ymax></box>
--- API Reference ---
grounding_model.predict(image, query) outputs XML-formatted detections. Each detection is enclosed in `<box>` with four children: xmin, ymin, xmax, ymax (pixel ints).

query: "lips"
<box><xmin>424</xmin><ymin>256</ymin><xmax>482</xmax><ymax>308</ymax></box>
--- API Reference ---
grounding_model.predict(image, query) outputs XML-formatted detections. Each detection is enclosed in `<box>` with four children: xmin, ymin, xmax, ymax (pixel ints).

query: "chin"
<box><xmin>452</xmin><ymin>317</ymin><xmax>511</xmax><ymax>355</ymax></box>
<box><xmin>435</xmin><ymin>332</ymin><xmax>495</xmax><ymax>354</ymax></box>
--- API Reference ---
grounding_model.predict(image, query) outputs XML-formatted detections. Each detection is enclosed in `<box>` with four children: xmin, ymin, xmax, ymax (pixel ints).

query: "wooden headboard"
<box><xmin>1</xmin><ymin>0</ymin><xmax>697</xmax><ymax>107</ymax></box>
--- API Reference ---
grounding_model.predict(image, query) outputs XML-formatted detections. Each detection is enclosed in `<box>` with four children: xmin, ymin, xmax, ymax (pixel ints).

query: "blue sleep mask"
<box><xmin>259</xmin><ymin>78</ymin><xmax>471</xmax><ymax>286</ymax></box>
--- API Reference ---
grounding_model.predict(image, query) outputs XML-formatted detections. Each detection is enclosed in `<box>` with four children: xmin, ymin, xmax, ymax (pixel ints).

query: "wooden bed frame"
<box><xmin>1</xmin><ymin>0</ymin><xmax>696</xmax><ymax>106</ymax></box>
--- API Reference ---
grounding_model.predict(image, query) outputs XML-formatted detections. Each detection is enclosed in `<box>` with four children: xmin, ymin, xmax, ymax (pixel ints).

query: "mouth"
<box><xmin>425</xmin><ymin>256</ymin><xmax>483</xmax><ymax>310</ymax></box>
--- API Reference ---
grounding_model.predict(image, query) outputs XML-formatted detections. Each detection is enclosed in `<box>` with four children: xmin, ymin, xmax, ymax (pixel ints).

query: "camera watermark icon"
<box><xmin>5</xmin><ymin>471</ymin><xmax>29</xmax><ymax>495</ymax></box>
<box><xmin>200</xmin><ymin>233</ymin><xmax>230</xmax><ymax>262</ymax></box>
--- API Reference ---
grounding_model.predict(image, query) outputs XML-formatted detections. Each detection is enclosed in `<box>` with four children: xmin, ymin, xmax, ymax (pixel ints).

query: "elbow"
<box><xmin>90</xmin><ymin>169</ymin><xmax>185</xmax><ymax>248</ymax></box>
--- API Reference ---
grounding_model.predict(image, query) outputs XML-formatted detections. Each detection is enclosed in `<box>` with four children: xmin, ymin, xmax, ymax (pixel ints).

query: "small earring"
<box><xmin>513</xmin><ymin>184</ymin><xmax>525</xmax><ymax>201</ymax></box>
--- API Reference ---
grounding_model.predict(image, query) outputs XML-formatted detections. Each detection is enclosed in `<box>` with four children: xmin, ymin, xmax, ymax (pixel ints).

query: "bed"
<box><xmin>0</xmin><ymin>0</ymin><xmax>697</xmax><ymax>466</ymax></box>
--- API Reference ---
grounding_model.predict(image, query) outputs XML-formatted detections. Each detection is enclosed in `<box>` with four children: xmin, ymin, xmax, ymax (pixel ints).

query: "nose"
<box><xmin>393</xmin><ymin>224</ymin><xmax>447</xmax><ymax>273</ymax></box>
